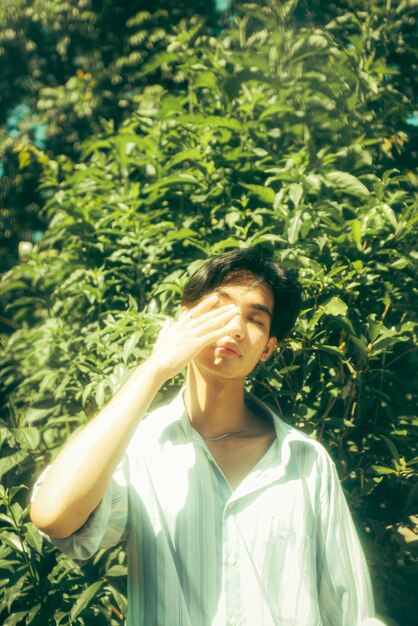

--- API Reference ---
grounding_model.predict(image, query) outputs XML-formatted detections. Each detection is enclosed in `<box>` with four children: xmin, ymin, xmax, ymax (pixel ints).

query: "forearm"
<box><xmin>30</xmin><ymin>295</ymin><xmax>238</xmax><ymax>539</ymax></box>
<box><xmin>30</xmin><ymin>358</ymin><xmax>164</xmax><ymax>539</ymax></box>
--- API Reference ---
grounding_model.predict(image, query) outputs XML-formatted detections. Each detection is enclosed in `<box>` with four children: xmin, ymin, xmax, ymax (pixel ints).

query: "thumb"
<box><xmin>153</xmin><ymin>317</ymin><xmax>173</xmax><ymax>350</ymax></box>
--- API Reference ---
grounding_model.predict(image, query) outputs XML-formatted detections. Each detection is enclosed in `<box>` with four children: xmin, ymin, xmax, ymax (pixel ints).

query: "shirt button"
<box><xmin>227</xmin><ymin>502</ymin><xmax>234</xmax><ymax>509</ymax></box>
<box><xmin>229</xmin><ymin>617</ymin><xmax>238</xmax><ymax>626</ymax></box>
<box><xmin>227</xmin><ymin>554</ymin><xmax>237</xmax><ymax>565</ymax></box>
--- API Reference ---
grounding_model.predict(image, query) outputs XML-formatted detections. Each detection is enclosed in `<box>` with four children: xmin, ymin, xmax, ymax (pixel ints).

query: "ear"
<box><xmin>259</xmin><ymin>336</ymin><xmax>277</xmax><ymax>362</ymax></box>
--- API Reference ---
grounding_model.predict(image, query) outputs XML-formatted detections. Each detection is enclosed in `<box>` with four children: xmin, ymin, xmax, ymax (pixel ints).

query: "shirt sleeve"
<box><xmin>31</xmin><ymin>457</ymin><xmax>128</xmax><ymax>561</ymax></box>
<box><xmin>316</xmin><ymin>455</ymin><xmax>386</xmax><ymax>626</ymax></box>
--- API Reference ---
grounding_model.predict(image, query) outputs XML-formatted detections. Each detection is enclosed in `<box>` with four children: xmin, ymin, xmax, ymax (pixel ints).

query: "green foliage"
<box><xmin>1</xmin><ymin>1</ymin><xmax>417</xmax><ymax>624</ymax></box>
<box><xmin>0</xmin><ymin>485</ymin><xmax>127</xmax><ymax>626</ymax></box>
<box><xmin>0</xmin><ymin>0</ymin><xmax>219</xmax><ymax>278</ymax></box>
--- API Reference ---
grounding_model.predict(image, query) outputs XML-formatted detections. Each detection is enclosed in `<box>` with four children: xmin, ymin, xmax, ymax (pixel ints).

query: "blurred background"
<box><xmin>0</xmin><ymin>1</ymin><xmax>417</xmax><ymax>625</ymax></box>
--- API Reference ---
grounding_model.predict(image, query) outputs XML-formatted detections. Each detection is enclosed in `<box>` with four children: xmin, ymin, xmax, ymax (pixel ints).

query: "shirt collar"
<box><xmin>170</xmin><ymin>386</ymin><xmax>310</xmax><ymax>470</ymax></box>
<box><xmin>243</xmin><ymin>391</ymin><xmax>312</xmax><ymax>471</ymax></box>
<box><xmin>164</xmin><ymin>387</ymin><xmax>315</xmax><ymax>501</ymax></box>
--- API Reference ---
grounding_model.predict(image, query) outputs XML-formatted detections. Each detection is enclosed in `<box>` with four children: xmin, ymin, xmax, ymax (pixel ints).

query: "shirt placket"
<box><xmin>222</xmin><ymin>498</ymin><xmax>242</xmax><ymax>626</ymax></box>
<box><xmin>191</xmin><ymin>433</ymin><xmax>244</xmax><ymax>626</ymax></box>
<box><xmin>183</xmin><ymin>407</ymin><xmax>286</xmax><ymax>626</ymax></box>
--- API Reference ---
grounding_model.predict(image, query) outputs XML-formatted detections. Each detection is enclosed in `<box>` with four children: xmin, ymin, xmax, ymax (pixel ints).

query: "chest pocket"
<box><xmin>234</xmin><ymin>488</ymin><xmax>319</xmax><ymax>625</ymax></box>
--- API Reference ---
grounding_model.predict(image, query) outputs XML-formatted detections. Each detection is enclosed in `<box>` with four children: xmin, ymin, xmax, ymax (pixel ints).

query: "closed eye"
<box><xmin>248</xmin><ymin>317</ymin><xmax>265</xmax><ymax>328</ymax></box>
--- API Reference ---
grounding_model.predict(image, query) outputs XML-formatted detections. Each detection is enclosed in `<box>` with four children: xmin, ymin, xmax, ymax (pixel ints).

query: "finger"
<box><xmin>189</xmin><ymin>305</ymin><xmax>239</xmax><ymax>335</ymax></box>
<box><xmin>153</xmin><ymin>317</ymin><xmax>174</xmax><ymax>349</ymax></box>
<box><xmin>184</xmin><ymin>293</ymin><xmax>220</xmax><ymax>319</ymax></box>
<box><xmin>185</xmin><ymin>302</ymin><xmax>237</xmax><ymax>328</ymax></box>
<box><xmin>199</xmin><ymin>317</ymin><xmax>242</xmax><ymax>346</ymax></box>
<box><xmin>180</xmin><ymin>296</ymin><xmax>229</xmax><ymax>324</ymax></box>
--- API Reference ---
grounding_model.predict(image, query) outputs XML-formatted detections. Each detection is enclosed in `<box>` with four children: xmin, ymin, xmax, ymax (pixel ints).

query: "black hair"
<box><xmin>181</xmin><ymin>247</ymin><xmax>303</xmax><ymax>341</ymax></box>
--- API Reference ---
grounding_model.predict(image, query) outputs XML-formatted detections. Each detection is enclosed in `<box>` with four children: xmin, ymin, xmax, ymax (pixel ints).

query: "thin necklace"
<box><xmin>201</xmin><ymin>414</ymin><xmax>255</xmax><ymax>441</ymax></box>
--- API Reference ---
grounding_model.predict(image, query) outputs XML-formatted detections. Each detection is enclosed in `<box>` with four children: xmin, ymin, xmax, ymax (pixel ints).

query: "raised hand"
<box><xmin>149</xmin><ymin>294</ymin><xmax>239</xmax><ymax>381</ymax></box>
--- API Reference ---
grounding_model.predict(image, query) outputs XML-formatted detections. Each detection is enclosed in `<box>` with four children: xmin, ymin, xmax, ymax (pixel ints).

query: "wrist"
<box><xmin>139</xmin><ymin>354</ymin><xmax>170</xmax><ymax>386</ymax></box>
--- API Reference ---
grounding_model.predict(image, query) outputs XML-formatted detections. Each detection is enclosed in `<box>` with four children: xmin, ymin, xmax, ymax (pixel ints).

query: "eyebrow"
<box><xmin>215</xmin><ymin>289</ymin><xmax>273</xmax><ymax>319</ymax></box>
<box><xmin>250</xmin><ymin>303</ymin><xmax>273</xmax><ymax>319</ymax></box>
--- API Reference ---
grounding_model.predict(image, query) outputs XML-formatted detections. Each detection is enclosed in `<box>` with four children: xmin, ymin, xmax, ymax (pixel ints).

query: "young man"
<box><xmin>31</xmin><ymin>247</ymin><xmax>384</xmax><ymax>626</ymax></box>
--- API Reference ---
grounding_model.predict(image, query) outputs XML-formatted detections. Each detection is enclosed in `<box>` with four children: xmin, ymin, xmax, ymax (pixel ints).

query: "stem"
<box><xmin>188</xmin><ymin>80</ymin><xmax>194</xmax><ymax>115</ymax></box>
<box><xmin>9</xmin><ymin>502</ymin><xmax>41</xmax><ymax>594</ymax></box>
<box><xmin>386</xmin><ymin>347</ymin><xmax>416</xmax><ymax>369</ymax></box>
<box><xmin>373</xmin><ymin>352</ymin><xmax>386</xmax><ymax>426</ymax></box>
<box><xmin>317</xmin><ymin>396</ymin><xmax>337</xmax><ymax>442</ymax></box>
<box><xmin>0</xmin><ymin>315</ymin><xmax>20</xmax><ymax>330</ymax></box>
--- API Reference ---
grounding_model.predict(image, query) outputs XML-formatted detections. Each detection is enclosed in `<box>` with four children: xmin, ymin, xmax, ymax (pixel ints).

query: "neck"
<box><xmin>184</xmin><ymin>362</ymin><xmax>252</xmax><ymax>438</ymax></box>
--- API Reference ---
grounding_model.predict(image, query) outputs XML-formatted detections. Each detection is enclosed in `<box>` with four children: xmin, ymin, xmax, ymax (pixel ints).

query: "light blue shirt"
<box><xmin>35</xmin><ymin>390</ymin><xmax>385</xmax><ymax>626</ymax></box>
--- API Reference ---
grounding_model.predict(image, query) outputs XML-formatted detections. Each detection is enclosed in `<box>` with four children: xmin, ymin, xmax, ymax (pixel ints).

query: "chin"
<box><xmin>192</xmin><ymin>353</ymin><xmax>255</xmax><ymax>381</ymax></box>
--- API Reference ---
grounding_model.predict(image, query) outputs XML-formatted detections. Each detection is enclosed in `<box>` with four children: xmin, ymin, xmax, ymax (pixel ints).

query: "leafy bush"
<box><xmin>0</xmin><ymin>485</ymin><xmax>127</xmax><ymax>626</ymax></box>
<box><xmin>0</xmin><ymin>0</ymin><xmax>219</xmax><ymax>276</ymax></box>
<box><xmin>1</xmin><ymin>1</ymin><xmax>417</xmax><ymax>624</ymax></box>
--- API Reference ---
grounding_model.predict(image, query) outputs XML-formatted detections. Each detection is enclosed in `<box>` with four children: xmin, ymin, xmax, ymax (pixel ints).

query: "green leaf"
<box><xmin>351</xmin><ymin>219</ymin><xmax>362</xmax><ymax>248</ymax></box>
<box><xmin>24</xmin><ymin>402</ymin><xmax>57</xmax><ymax>424</ymax></box>
<box><xmin>0</xmin><ymin>532</ymin><xmax>24</xmax><ymax>552</ymax></box>
<box><xmin>380</xmin><ymin>203</ymin><xmax>398</xmax><ymax>229</ymax></box>
<box><xmin>149</xmin><ymin>173</ymin><xmax>201</xmax><ymax>190</ymax></box>
<box><xmin>193</xmin><ymin>71</ymin><xmax>219</xmax><ymax>91</ymax></box>
<box><xmin>381</xmin><ymin>436</ymin><xmax>401</xmax><ymax>464</ymax></box>
<box><xmin>288</xmin><ymin>183</ymin><xmax>303</xmax><ymax>207</ymax></box>
<box><xmin>290</xmin><ymin>34</ymin><xmax>330</xmax><ymax>62</ymax></box>
<box><xmin>168</xmin><ymin>148</ymin><xmax>202</xmax><ymax>168</ymax></box>
<box><xmin>25</xmin><ymin>603</ymin><xmax>42</xmax><ymax>625</ymax></box>
<box><xmin>390</xmin><ymin>257</ymin><xmax>409</xmax><ymax>269</ymax></box>
<box><xmin>321</xmin><ymin>297</ymin><xmax>348</xmax><ymax>317</ymax></box>
<box><xmin>287</xmin><ymin>210</ymin><xmax>302</xmax><ymax>244</ymax></box>
<box><xmin>361</xmin><ymin>477</ymin><xmax>383</xmax><ymax>496</ymax></box>
<box><xmin>367</xmin><ymin>314</ymin><xmax>383</xmax><ymax>342</ymax></box>
<box><xmin>0</xmin><ymin>280</ymin><xmax>28</xmax><ymax>296</ymax></box>
<box><xmin>0</xmin><ymin>451</ymin><xmax>28</xmax><ymax>480</ymax></box>
<box><xmin>10</xmin><ymin>502</ymin><xmax>23</xmax><ymax>524</ymax></box>
<box><xmin>240</xmin><ymin>184</ymin><xmax>275</xmax><ymax>205</ymax></box>
<box><xmin>166</xmin><ymin>228</ymin><xmax>200</xmax><ymax>242</ymax></box>
<box><xmin>135</xmin><ymin>51</ymin><xmax>180</xmax><ymax>79</ymax></box>
<box><xmin>396</xmin><ymin>0</ymin><xmax>418</xmax><ymax>15</ymax></box>
<box><xmin>176</xmin><ymin>114</ymin><xmax>243</xmax><ymax>131</ymax></box>
<box><xmin>3</xmin><ymin>611</ymin><xmax>29</xmax><ymax>626</ymax></box>
<box><xmin>325</xmin><ymin>171</ymin><xmax>370</xmax><ymax>197</ymax></box>
<box><xmin>349</xmin><ymin>335</ymin><xmax>369</xmax><ymax>361</ymax></box>
<box><xmin>259</xmin><ymin>103</ymin><xmax>295</xmax><ymax>121</ymax></box>
<box><xmin>210</xmin><ymin>237</ymin><xmax>242</xmax><ymax>253</ymax></box>
<box><xmin>122</xmin><ymin>332</ymin><xmax>141</xmax><ymax>364</ymax></box>
<box><xmin>373</xmin><ymin>331</ymin><xmax>409</xmax><ymax>351</ymax></box>
<box><xmin>12</xmin><ymin>427</ymin><xmax>41</xmax><ymax>450</ymax></box>
<box><xmin>317</xmin><ymin>344</ymin><xmax>344</xmax><ymax>356</ymax></box>
<box><xmin>70</xmin><ymin>580</ymin><xmax>104</xmax><ymax>620</ymax></box>
<box><xmin>106</xmin><ymin>564</ymin><xmax>127</xmax><ymax>577</ymax></box>
<box><xmin>95</xmin><ymin>380</ymin><xmax>109</xmax><ymax>409</ymax></box>
<box><xmin>370</xmin><ymin>465</ymin><xmax>396</xmax><ymax>475</ymax></box>
<box><xmin>24</xmin><ymin>523</ymin><xmax>43</xmax><ymax>554</ymax></box>
<box><xmin>106</xmin><ymin>583</ymin><xmax>128</xmax><ymax>614</ymax></box>
<box><xmin>0</xmin><ymin>513</ymin><xmax>15</xmax><ymax>527</ymax></box>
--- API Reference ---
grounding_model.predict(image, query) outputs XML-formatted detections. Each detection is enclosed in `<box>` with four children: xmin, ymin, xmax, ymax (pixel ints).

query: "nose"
<box><xmin>230</xmin><ymin>311</ymin><xmax>245</xmax><ymax>340</ymax></box>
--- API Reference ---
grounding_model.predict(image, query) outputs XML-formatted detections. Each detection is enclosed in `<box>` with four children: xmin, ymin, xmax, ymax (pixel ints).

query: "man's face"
<box><xmin>189</xmin><ymin>280</ymin><xmax>277</xmax><ymax>380</ymax></box>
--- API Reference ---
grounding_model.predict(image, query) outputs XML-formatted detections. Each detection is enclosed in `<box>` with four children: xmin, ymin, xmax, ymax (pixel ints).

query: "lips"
<box><xmin>215</xmin><ymin>343</ymin><xmax>241</xmax><ymax>357</ymax></box>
